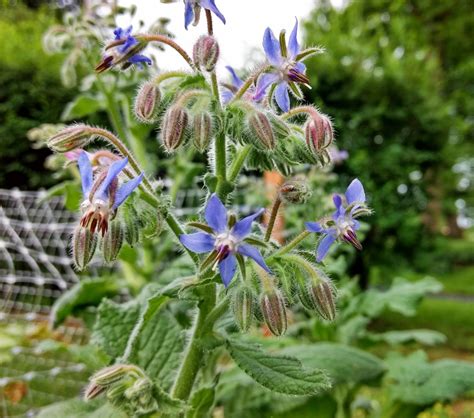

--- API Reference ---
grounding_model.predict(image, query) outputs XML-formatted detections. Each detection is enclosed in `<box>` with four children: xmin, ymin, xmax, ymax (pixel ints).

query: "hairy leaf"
<box><xmin>186</xmin><ymin>386</ymin><xmax>215</xmax><ymax>418</ymax></box>
<box><xmin>61</xmin><ymin>94</ymin><xmax>105</xmax><ymax>120</ymax></box>
<box><xmin>367</xmin><ymin>329</ymin><xmax>447</xmax><ymax>346</ymax></box>
<box><xmin>227</xmin><ymin>339</ymin><xmax>331</xmax><ymax>395</ymax></box>
<box><xmin>37</xmin><ymin>399</ymin><xmax>126</xmax><ymax>418</ymax></box>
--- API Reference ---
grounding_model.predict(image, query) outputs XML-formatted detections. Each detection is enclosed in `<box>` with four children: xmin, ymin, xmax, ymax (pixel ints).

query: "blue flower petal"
<box><xmin>119</xmin><ymin>35</ymin><xmax>138</xmax><ymax>54</ymax></box>
<box><xmin>263</xmin><ymin>27</ymin><xmax>282</xmax><ymax>66</ymax></box>
<box><xmin>288</xmin><ymin>18</ymin><xmax>300</xmax><ymax>58</ymax></box>
<box><xmin>274</xmin><ymin>82</ymin><xmax>290</xmax><ymax>112</ymax></box>
<box><xmin>221</xmin><ymin>89</ymin><xmax>234</xmax><ymax>104</ymax></box>
<box><xmin>95</xmin><ymin>157</ymin><xmax>128</xmax><ymax>201</ymax></box>
<box><xmin>232</xmin><ymin>208</ymin><xmax>264</xmax><ymax>239</ymax></box>
<box><xmin>226</xmin><ymin>66</ymin><xmax>243</xmax><ymax>88</ymax></box>
<box><xmin>184</xmin><ymin>0</ymin><xmax>194</xmax><ymax>29</ymax></box>
<box><xmin>219</xmin><ymin>254</ymin><xmax>237</xmax><ymax>287</ymax></box>
<box><xmin>180</xmin><ymin>232</ymin><xmax>215</xmax><ymax>253</ymax></box>
<box><xmin>305</xmin><ymin>221</ymin><xmax>325</xmax><ymax>233</ymax></box>
<box><xmin>254</xmin><ymin>72</ymin><xmax>279</xmax><ymax>101</ymax></box>
<box><xmin>200</xmin><ymin>0</ymin><xmax>226</xmax><ymax>24</ymax></box>
<box><xmin>295</xmin><ymin>61</ymin><xmax>306</xmax><ymax>73</ymax></box>
<box><xmin>316</xmin><ymin>234</ymin><xmax>336</xmax><ymax>262</ymax></box>
<box><xmin>128</xmin><ymin>54</ymin><xmax>152</xmax><ymax>67</ymax></box>
<box><xmin>112</xmin><ymin>173</ymin><xmax>144</xmax><ymax>210</ymax></box>
<box><xmin>237</xmin><ymin>243</ymin><xmax>271</xmax><ymax>273</ymax></box>
<box><xmin>345</xmin><ymin>178</ymin><xmax>366</xmax><ymax>205</ymax></box>
<box><xmin>78</xmin><ymin>151</ymin><xmax>93</xmax><ymax>197</ymax></box>
<box><xmin>205</xmin><ymin>194</ymin><xmax>228</xmax><ymax>233</ymax></box>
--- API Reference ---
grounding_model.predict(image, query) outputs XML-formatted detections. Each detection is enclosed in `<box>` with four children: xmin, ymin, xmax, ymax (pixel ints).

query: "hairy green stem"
<box><xmin>230</xmin><ymin>65</ymin><xmax>271</xmax><ymax>102</ymax></box>
<box><xmin>228</xmin><ymin>145</ymin><xmax>251</xmax><ymax>183</ymax></box>
<box><xmin>264</xmin><ymin>197</ymin><xmax>282</xmax><ymax>242</ymax></box>
<box><xmin>269</xmin><ymin>230</ymin><xmax>311</xmax><ymax>260</ymax></box>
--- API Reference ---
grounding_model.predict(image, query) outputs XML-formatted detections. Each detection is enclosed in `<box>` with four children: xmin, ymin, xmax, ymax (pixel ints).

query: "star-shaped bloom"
<box><xmin>184</xmin><ymin>0</ymin><xmax>226</xmax><ymax>30</ymax></box>
<box><xmin>306</xmin><ymin>179</ymin><xmax>370</xmax><ymax>262</ymax></box>
<box><xmin>78</xmin><ymin>152</ymin><xmax>143</xmax><ymax>235</ymax></box>
<box><xmin>221</xmin><ymin>66</ymin><xmax>267</xmax><ymax>104</ymax></box>
<box><xmin>255</xmin><ymin>19</ymin><xmax>310</xmax><ymax>112</ymax></box>
<box><xmin>95</xmin><ymin>26</ymin><xmax>151</xmax><ymax>73</ymax></box>
<box><xmin>179</xmin><ymin>194</ymin><xmax>271</xmax><ymax>286</ymax></box>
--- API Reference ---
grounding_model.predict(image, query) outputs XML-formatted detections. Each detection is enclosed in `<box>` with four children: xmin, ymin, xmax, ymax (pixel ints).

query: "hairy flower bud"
<box><xmin>305</xmin><ymin>113</ymin><xmax>333</xmax><ymax>155</ymax></box>
<box><xmin>232</xmin><ymin>286</ymin><xmax>256</xmax><ymax>332</ymax></box>
<box><xmin>161</xmin><ymin>105</ymin><xmax>188</xmax><ymax>152</ymax></box>
<box><xmin>72</xmin><ymin>225</ymin><xmax>97</xmax><ymax>270</ymax></box>
<box><xmin>192</xmin><ymin>112</ymin><xmax>213</xmax><ymax>152</ymax></box>
<box><xmin>193</xmin><ymin>35</ymin><xmax>220</xmax><ymax>72</ymax></box>
<box><xmin>260</xmin><ymin>288</ymin><xmax>287</xmax><ymax>336</ymax></box>
<box><xmin>134</xmin><ymin>81</ymin><xmax>161</xmax><ymax>123</ymax></box>
<box><xmin>102</xmin><ymin>220</ymin><xmax>124</xmax><ymax>262</ymax></box>
<box><xmin>48</xmin><ymin>124</ymin><xmax>93</xmax><ymax>153</ymax></box>
<box><xmin>298</xmin><ymin>272</ymin><xmax>337</xmax><ymax>321</ymax></box>
<box><xmin>124</xmin><ymin>207</ymin><xmax>140</xmax><ymax>246</ymax></box>
<box><xmin>248</xmin><ymin>111</ymin><xmax>275</xmax><ymax>150</ymax></box>
<box><xmin>90</xmin><ymin>364</ymin><xmax>130</xmax><ymax>386</ymax></box>
<box><xmin>84</xmin><ymin>382</ymin><xmax>106</xmax><ymax>401</ymax></box>
<box><xmin>279</xmin><ymin>180</ymin><xmax>311</xmax><ymax>204</ymax></box>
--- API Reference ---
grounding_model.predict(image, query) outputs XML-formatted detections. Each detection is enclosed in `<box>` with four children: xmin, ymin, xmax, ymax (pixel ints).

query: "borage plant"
<box><xmin>46</xmin><ymin>2</ymin><xmax>372</xmax><ymax>416</ymax></box>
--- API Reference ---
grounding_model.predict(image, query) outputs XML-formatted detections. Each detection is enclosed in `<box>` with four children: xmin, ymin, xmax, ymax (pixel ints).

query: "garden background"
<box><xmin>0</xmin><ymin>0</ymin><xmax>473</xmax><ymax>417</ymax></box>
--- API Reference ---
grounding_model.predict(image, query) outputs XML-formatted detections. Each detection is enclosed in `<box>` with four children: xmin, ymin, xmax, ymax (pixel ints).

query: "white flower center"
<box><xmin>214</xmin><ymin>231</ymin><xmax>240</xmax><ymax>253</ymax></box>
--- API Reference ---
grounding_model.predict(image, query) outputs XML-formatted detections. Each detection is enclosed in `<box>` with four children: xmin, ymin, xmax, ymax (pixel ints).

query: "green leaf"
<box><xmin>385</xmin><ymin>350</ymin><xmax>474</xmax><ymax>405</ymax></box>
<box><xmin>280</xmin><ymin>343</ymin><xmax>385</xmax><ymax>385</ymax></box>
<box><xmin>45</xmin><ymin>181</ymin><xmax>82</xmax><ymax>211</ymax></box>
<box><xmin>91</xmin><ymin>299</ymin><xmax>141</xmax><ymax>359</ymax></box>
<box><xmin>37</xmin><ymin>399</ymin><xmax>126</xmax><ymax>418</ymax></box>
<box><xmin>227</xmin><ymin>339</ymin><xmax>331</xmax><ymax>396</ymax></box>
<box><xmin>50</xmin><ymin>277</ymin><xmax>119</xmax><ymax>327</ymax></box>
<box><xmin>368</xmin><ymin>329</ymin><xmax>447</xmax><ymax>346</ymax></box>
<box><xmin>61</xmin><ymin>94</ymin><xmax>105</xmax><ymax>120</ymax></box>
<box><xmin>186</xmin><ymin>386</ymin><xmax>215</xmax><ymax>418</ymax></box>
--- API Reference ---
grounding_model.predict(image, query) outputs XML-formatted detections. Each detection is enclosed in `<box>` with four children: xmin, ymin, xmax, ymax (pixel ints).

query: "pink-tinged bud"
<box><xmin>192</xmin><ymin>112</ymin><xmax>213</xmax><ymax>152</ymax></box>
<box><xmin>298</xmin><ymin>274</ymin><xmax>337</xmax><ymax>321</ymax></box>
<box><xmin>248</xmin><ymin>111</ymin><xmax>275</xmax><ymax>150</ymax></box>
<box><xmin>72</xmin><ymin>226</ymin><xmax>97</xmax><ymax>271</ymax></box>
<box><xmin>232</xmin><ymin>286</ymin><xmax>256</xmax><ymax>332</ymax></box>
<box><xmin>161</xmin><ymin>105</ymin><xmax>189</xmax><ymax>152</ymax></box>
<box><xmin>84</xmin><ymin>382</ymin><xmax>106</xmax><ymax>401</ymax></box>
<box><xmin>48</xmin><ymin>124</ymin><xmax>94</xmax><ymax>153</ymax></box>
<box><xmin>193</xmin><ymin>35</ymin><xmax>220</xmax><ymax>72</ymax></box>
<box><xmin>102</xmin><ymin>220</ymin><xmax>124</xmax><ymax>262</ymax></box>
<box><xmin>134</xmin><ymin>81</ymin><xmax>161</xmax><ymax>123</ymax></box>
<box><xmin>279</xmin><ymin>180</ymin><xmax>311</xmax><ymax>204</ymax></box>
<box><xmin>260</xmin><ymin>288</ymin><xmax>287</xmax><ymax>336</ymax></box>
<box><xmin>305</xmin><ymin>113</ymin><xmax>333</xmax><ymax>155</ymax></box>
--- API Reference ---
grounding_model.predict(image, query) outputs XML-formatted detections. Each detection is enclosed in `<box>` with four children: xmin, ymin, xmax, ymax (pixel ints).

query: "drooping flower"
<box><xmin>95</xmin><ymin>26</ymin><xmax>152</xmax><ymax>73</ymax></box>
<box><xmin>78</xmin><ymin>152</ymin><xmax>143</xmax><ymax>235</ymax></box>
<box><xmin>255</xmin><ymin>19</ymin><xmax>310</xmax><ymax>112</ymax></box>
<box><xmin>305</xmin><ymin>179</ymin><xmax>370</xmax><ymax>262</ymax></box>
<box><xmin>221</xmin><ymin>66</ymin><xmax>266</xmax><ymax>104</ymax></box>
<box><xmin>179</xmin><ymin>194</ymin><xmax>271</xmax><ymax>286</ymax></box>
<box><xmin>184</xmin><ymin>0</ymin><xmax>226</xmax><ymax>30</ymax></box>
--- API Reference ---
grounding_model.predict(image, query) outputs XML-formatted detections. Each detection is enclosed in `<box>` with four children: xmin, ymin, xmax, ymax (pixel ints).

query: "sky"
<box><xmin>117</xmin><ymin>0</ymin><xmax>324</xmax><ymax>72</ymax></box>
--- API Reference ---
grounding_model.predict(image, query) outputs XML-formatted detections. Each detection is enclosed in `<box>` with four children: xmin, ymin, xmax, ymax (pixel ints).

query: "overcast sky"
<box><xmin>117</xmin><ymin>0</ymin><xmax>331</xmax><ymax>72</ymax></box>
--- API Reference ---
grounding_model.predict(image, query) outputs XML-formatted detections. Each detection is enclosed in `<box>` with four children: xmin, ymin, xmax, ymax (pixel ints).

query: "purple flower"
<box><xmin>255</xmin><ymin>19</ymin><xmax>310</xmax><ymax>112</ymax></box>
<box><xmin>179</xmin><ymin>194</ymin><xmax>271</xmax><ymax>287</ymax></box>
<box><xmin>305</xmin><ymin>179</ymin><xmax>369</xmax><ymax>262</ymax></box>
<box><xmin>78</xmin><ymin>152</ymin><xmax>143</xmax><ymax>235</ymax></box>
<box><xmin>96</xmin><ymin>26</ymin><xmax>151</xmax><ymax>73</ymax></box>
<box><xmin>184</xmin><ymin>0</ymin><xmax>226</xmax><ymax>30</ymax></box>
<box><xmin>221</xmin><ymin>66</ymin><xmax>265</xmax><ymax>104</ymax></box>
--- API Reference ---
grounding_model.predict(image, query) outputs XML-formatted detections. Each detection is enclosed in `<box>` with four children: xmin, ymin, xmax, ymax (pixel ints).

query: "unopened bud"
<box><xmin>298</xmin><ymin>273</ymin><xmax>337</xmax><ymax>321</ymax></box>
<box><xmin>232</xmin><ymin>286</ymin><xmax>256</xmax><ymax>332</ymax></box>
<box><xmin>305</xmin><ymin>113</ymin><xmax>333</xmax><ymax>155</ymax></box>
<box><xmin>192</xmin><ymin>112</ymin><xmax>213</xmax><ymax>152</ymax></box>
<box><xmin>193</xmin><ymin>35</ymin><xmax>220</xmax><ymax>72</ymax></box>
<box><xmin>102</xmin><ymin>220</ymin><xmax>124</xmax><ymax>262</ymax></box>
<box><xmin>279</xmin><ymin>180</ymin><xmax>311</xmax><ymax>204</ymax></box>
<box><xmin>91</xmin><ymin>364</ymin><xmax>129</xmax><ymax>386</ymax></box>
<box><xmin>84</xmin><ymin>382</ymin><xmax>106</xmax><ymax>401</ymax></box>
<box><xmin>161</xmin><ymin>105</ymin><xmax>188</xmax><ymax>152</ymax></box>
<box><xmin>48</xmin><ymin>124</ymin><xmax>93</xmax><ymax>153</ymax></box>
<box><xmin>134</xmin><ymin>81</ymin><xmax>161</xmax><ymax>123</ymax></box>
<box><xmin>260</xmin><ymin>288</ymin><xmax>287</xmax><ymax>336</ymax></box>
<box><xmin>124</xmin><ymin>206</ymin><xmax>140</xmax><ymax>246</ymax></box>
<box><xmin>72</xmin><ymin>225</ymin><xmax>97</xmax><ymax>270</ymax></box>
<box><xmin>249</xmin><ymin>111</ymin><xmax>275</xmax><ymax>150</ymax></box>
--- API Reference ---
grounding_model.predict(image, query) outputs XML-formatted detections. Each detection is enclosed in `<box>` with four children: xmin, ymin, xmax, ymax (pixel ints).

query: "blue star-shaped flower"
<box><xmin>221</xmin><ymin>66</ymin><xmax>265</xmax><ymax>104</ymax></box>
<box><xmin>255</xmin><ymin>19</ymin><xmax>309</xmax><ymax>112</ymax></box>
<box><xmin>78</xmin><ymin>152</ymin><xmax>143</xmax><ymax>235</ymax></box>
<box><xmin>306</xmin><ymin>179</ymin><xmax>368</xmax><ymax>261</ymax></box>
<box><xmin>179</xmin><ymin>194</ymin><xmax>271</xmax><ymax>286</ymax></box>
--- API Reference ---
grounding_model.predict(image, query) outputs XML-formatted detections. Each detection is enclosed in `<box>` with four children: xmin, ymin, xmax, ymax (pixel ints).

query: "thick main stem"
<box><xmin>264</xmin><ymin>197</ymin><xmax>282</xmax><ymax>242</ymax></box>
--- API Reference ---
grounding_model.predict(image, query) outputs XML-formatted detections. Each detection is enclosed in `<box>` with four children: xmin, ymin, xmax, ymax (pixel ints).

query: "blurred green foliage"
<box><xmin>0</xmin><ymin>3</ymin><xmax>75</xmax><ymax>189</ymax></box>
<box><xmin>303</xmin><ymin>0</ymin><xmax>474</xmax><ymax>277</ymax></box>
